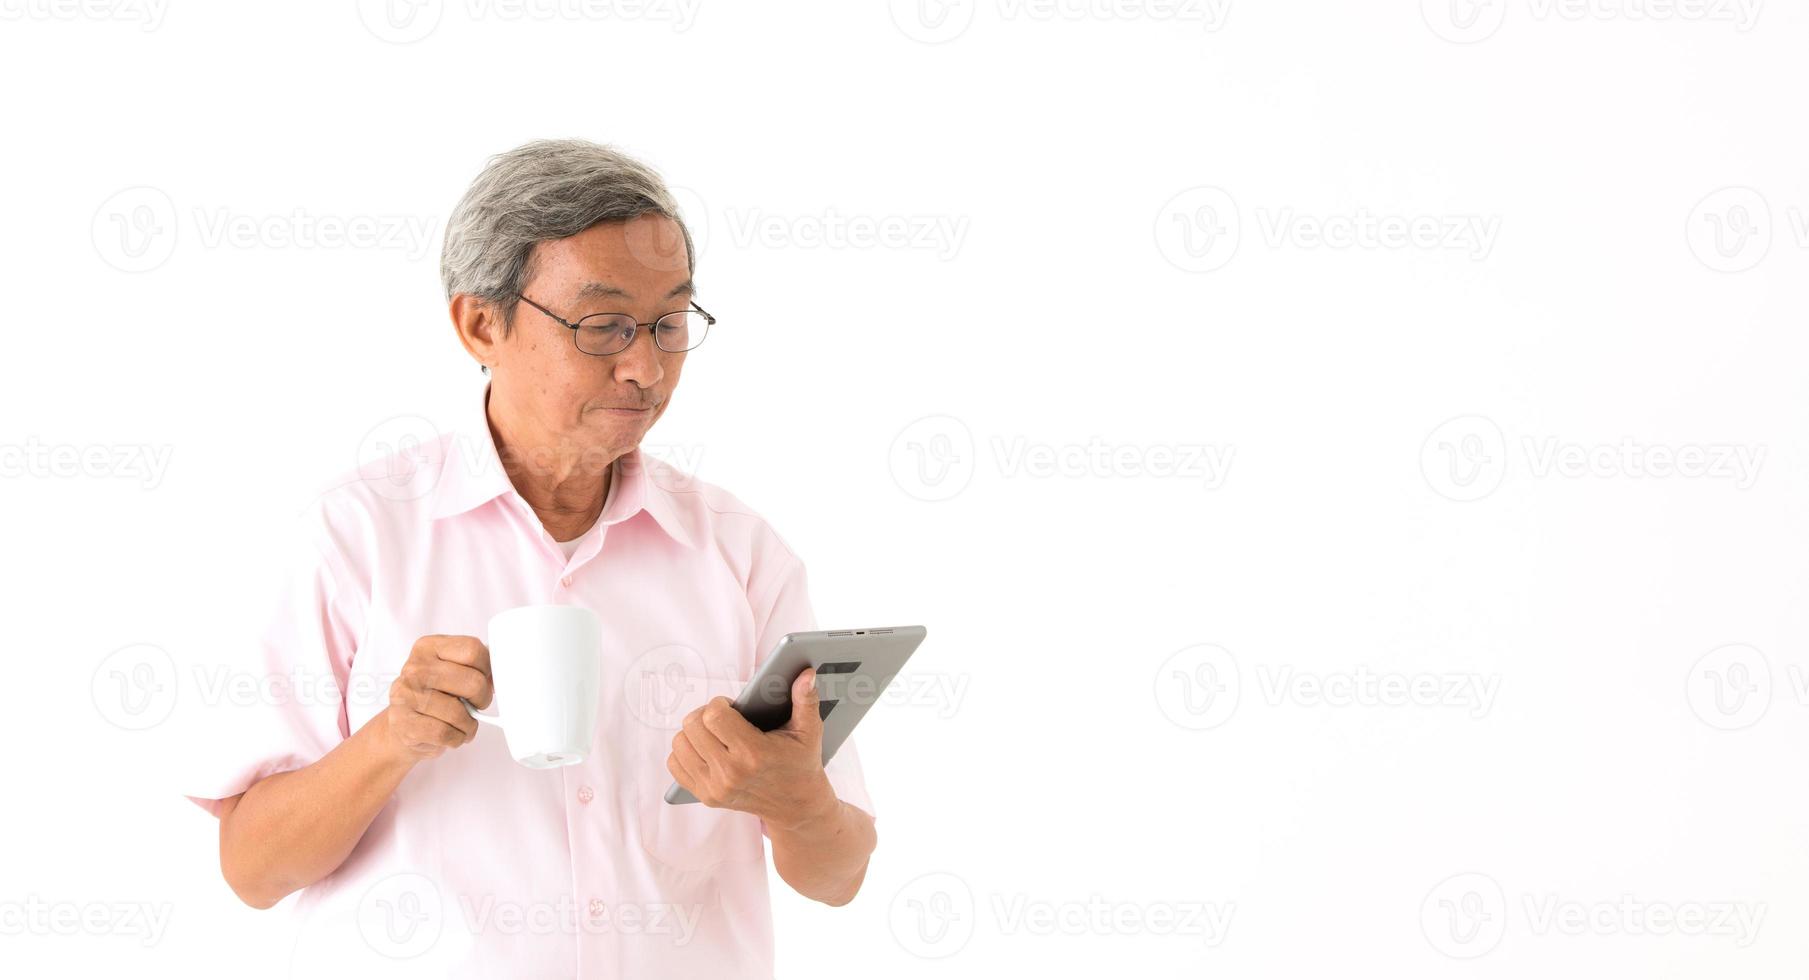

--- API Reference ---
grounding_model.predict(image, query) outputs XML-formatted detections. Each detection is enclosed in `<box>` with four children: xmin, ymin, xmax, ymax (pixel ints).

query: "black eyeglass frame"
<box><xmin>514</xmin><ymin>293</ymin><xmax>717</xmax><ymax>355</ymax></box>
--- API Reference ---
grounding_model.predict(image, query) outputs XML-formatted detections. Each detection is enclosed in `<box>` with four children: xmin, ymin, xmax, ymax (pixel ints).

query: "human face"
<box><xmin>474</xmin><ymin>213</ymin><xmax>694</xmax><ymax>461</ymax></box>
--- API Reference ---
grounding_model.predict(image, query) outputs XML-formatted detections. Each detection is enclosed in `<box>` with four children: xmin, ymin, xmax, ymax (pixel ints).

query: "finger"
<box><xmin>682</xmin><ymin>711</ymin><xmax>731</xmax><ymax>764</ymax></box>
<box><xmin>672</xmin><ymin>732</ymin><xmax>711</xmax><ymax>780</ymax></box>
<box><xmin>700</xmin><ymin>696</ymin><xmax>759</xmax><ymax>754</ymax></box>
<box><xmin>417</xmin><ymin>660</ymin><xmax>494</xmax><ymax>707</ymax></box>
<box><xmin>431</xmin><ymin>635</ymin><xmax>490</xmax><ymax>671</ymax></box>
<box><xmin>781</xmin><ymin>667</ymin><xmax>822</xmax><ymax>735</ymax></box>
<box><xmin>409</xmin><ymin>688</ymin><xmax>480</xmax><ymax>742</ymax></box>
<box><xmin>667</xmin><ymin>751</ymin><xmax>700</xmax><ymax>793</ymax></box>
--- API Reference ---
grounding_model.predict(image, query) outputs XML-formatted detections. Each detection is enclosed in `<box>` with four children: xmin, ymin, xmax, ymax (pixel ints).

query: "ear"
<box><xmin>451</xmin><ymin>294</ymin><xmax>509</xmax><ymax>371</ymax></box>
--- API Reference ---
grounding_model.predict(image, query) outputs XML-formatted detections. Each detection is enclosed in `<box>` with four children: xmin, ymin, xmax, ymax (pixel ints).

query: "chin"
<box><xmin>591</xmin><ymin>415</ymin><xmax>650</xmax><ymax>445</ymax></box>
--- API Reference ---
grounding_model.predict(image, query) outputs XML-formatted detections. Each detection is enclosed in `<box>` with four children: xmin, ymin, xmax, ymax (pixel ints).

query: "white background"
<box><xmin>3</xmin><ymin>0</ymin><xmax>1806</xmax><ymax>976</ymax></box>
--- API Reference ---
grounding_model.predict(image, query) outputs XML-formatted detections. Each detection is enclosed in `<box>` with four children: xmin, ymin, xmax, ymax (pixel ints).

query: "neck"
<box><xmin>487</xmin><ymin>395</ymin><xmax>626</xmax><ymax>543</ymax></box>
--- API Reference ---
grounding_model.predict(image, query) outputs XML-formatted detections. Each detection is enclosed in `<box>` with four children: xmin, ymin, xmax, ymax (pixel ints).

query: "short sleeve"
<box><xmin>748</xmin><ymin>541</ymin><xmax>876</xmax><ymax>822</ymax></box>
<box><xmin>180</xmin><ymin>498</ymin><xmax>366</xmax><ymax>818</ymax></box>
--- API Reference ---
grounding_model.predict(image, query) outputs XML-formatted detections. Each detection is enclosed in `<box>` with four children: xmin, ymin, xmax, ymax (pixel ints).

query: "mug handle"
<box><xmin>461</xmin><ymin>697</ymin><xmax>504</xmax><ymax>728</ymax></box>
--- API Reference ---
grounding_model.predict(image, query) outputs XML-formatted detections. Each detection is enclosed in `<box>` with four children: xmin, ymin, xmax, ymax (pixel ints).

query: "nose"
<box><xmin>611</xmin><ymin>324</ymin><xmax>666</xmax><ymax>390</ymax></box>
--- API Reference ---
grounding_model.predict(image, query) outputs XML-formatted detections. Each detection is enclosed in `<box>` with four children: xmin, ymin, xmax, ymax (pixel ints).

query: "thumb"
<box><xmin>783</xmin><ymin>667</ymin><xmax>821</xmax><ymax>737</ymax></box>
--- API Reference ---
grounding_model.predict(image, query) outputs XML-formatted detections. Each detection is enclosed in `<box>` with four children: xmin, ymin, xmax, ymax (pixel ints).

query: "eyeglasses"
<box><xmin>515</xmin><ymin>293</ymin><xmax>716</xmax><ymax>356</ymax></box>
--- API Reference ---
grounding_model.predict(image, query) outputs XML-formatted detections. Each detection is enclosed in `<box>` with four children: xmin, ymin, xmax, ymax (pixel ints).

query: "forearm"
<box><xmin>218</xmin><ymin>710</ymin><xmax>416</xmax><ymax>908</ymax></box>
<box><xmin>767</xmin><ymin>793</ymin><xmax>877</xmax><ymax>907</ymax></box>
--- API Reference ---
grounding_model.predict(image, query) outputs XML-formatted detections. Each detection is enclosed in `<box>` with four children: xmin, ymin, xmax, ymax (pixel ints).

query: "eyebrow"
<box><xmin>573</xmin><ymin>279</ymin><xmax>695</xmax><ymax>304</ymax></box>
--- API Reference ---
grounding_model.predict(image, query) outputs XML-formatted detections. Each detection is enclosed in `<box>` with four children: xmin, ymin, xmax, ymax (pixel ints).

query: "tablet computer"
<box><xmin>664</xmin><ymin>625</ymin><xmax>927</xmax><ymax>804</ymax></box>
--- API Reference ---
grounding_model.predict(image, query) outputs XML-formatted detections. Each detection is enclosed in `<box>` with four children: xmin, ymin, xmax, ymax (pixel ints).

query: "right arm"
<box><xmin>214</xmin><ymin>635</ymin><xmax>492</xmax><ymax>909</ymax></box>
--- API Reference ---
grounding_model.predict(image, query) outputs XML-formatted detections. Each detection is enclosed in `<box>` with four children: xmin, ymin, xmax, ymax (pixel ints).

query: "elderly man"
<box><xmin>184</xmin><ymin>139</ymin><xmax>877</xmax><ymax>978</ymax></box>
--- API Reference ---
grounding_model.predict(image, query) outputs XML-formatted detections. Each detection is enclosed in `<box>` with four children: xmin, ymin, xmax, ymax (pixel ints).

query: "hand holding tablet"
<box><xmin>664</xmin><ymin>625</ymin><xmax>927</xmax><ymax>805</ymax></box>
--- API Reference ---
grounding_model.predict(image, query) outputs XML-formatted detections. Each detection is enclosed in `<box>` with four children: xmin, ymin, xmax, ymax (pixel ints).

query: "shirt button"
<box><xmin>588</xmin><ymin>899</ymin><xmax>605</xmax><ymax>919</ymax></box>
<box><xmin>577</xmin><ymin>786</ymin><xmax>594</xmax><ymax>804</ymax></box>
<box><xmin>560</xmin><ymin>575</ymin><xmax>573</xmax><ymax>587</ymax></box>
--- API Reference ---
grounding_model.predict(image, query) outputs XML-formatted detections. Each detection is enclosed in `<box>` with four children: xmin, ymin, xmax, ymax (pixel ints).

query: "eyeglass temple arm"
<box><xmin>514</xmin><ymin>293</ymin><xmax>575</xmax><ymax>329</ymax></box>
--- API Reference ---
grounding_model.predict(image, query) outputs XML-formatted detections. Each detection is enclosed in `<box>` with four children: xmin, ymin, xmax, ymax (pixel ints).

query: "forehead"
<box><xmin>530</xmin><ymin>214</ymin><xmax>692</xmax><ymax>303</ymax></box>
<box><xmin>572</xmin><ymin>278</ymin><xmax>693</xmax><ymax>305</ymax></box>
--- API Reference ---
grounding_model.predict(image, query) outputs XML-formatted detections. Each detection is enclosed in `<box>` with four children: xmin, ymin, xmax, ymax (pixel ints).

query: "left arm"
<box><xmin>667</xmin><ymin>668</ymin><xmax>877</xmax><ymax>905</ymax></box>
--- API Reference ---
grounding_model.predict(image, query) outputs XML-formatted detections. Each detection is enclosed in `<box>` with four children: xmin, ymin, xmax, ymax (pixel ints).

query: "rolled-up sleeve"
<box><xmin>748</xmin><ymin>541</ymin><xmax>876</xmax><ymax>822</ymax></box>
<box><xmin>182</xmin><ymin>497</ymin><xmax>366</xmax><ymax>818</ymax></box>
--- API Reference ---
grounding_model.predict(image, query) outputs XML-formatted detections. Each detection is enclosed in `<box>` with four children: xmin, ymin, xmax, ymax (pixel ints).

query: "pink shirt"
<box><xmin>184</xmin><ymin>382</ymin><xmax>873</xmax><ymax>979</ymax></box>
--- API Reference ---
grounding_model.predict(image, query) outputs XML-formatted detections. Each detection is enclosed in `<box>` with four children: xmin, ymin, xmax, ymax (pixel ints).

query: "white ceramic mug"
<box><xmin>462</xmin><ymin>604</ymin><xmax>602</xmax><ymax>769</ymax></box>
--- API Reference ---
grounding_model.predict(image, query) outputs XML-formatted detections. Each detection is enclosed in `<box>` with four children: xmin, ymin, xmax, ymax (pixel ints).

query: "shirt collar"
<box><xmin>428</xmin><ymin>383</ymin><xmax>695</xmax><ymax>550</ymax></box>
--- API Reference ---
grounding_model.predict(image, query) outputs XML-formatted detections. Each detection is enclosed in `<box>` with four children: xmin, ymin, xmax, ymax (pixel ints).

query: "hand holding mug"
<box><xmin>383</xmin><ymin>634</ymin><xmax>494</xmax><ymax>762</ymax></box>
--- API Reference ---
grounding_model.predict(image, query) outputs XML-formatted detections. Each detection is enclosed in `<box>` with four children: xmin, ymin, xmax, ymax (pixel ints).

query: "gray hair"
<box><xmin>440</xmin><ymin>138</ymin><xmax>696</xmax><ymax>338</ymax></box>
